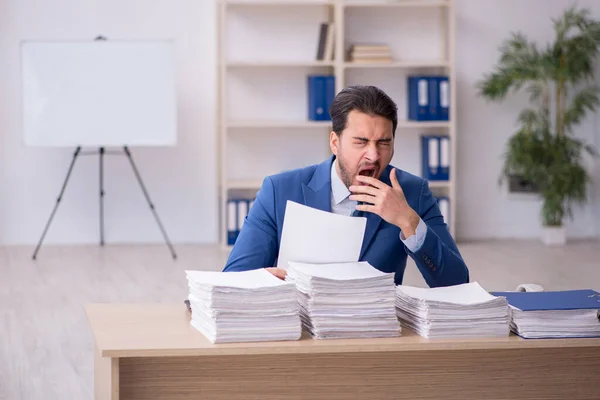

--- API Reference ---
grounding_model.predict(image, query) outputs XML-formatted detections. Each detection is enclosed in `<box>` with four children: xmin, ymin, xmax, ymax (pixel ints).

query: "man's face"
<box><xmin>330</xmin><ymin>109</ymin><xmax>394</xmax><ymax>188</ymax></box>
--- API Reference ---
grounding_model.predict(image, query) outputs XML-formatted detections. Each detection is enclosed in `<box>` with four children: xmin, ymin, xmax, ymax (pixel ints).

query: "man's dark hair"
<box><xmin>329</xmin><ymin>85</ymin><xmax>398</xmax><ymax>137</ymax></box>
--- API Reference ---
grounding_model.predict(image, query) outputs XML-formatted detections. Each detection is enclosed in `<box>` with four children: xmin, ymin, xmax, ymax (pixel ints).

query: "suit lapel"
<box><xmin>302</xmin><ymin>183</ymin><xmax>331</xmax><ymax>212</ymax></box>
<box><xmin>302</xmin><ymin>155</ymin><xmax>334</xmax><ymax>213</ymax></box>
<box><xmin>360</xmin><ymin>210</ymin><xmax>383</xmax><ymax>257</ymax></box>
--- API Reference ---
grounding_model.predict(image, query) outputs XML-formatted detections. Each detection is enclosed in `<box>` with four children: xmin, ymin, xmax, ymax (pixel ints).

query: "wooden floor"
<box><xmin>1</xmin><ymin>239</ymin><xmax>599</xmax><ymax>400</ymax></box>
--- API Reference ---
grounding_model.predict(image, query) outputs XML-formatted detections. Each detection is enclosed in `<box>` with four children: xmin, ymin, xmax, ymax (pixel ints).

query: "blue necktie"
<box><xmin>352</xmin><ymin>201</ymin><xmax>364</xmax><ymax>217</ymax></box>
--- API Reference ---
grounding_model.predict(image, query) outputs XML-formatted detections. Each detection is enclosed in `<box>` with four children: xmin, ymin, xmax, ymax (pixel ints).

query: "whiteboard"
<box><xmin>21</xmin><ymin>40</ymin><xmax>177</xmax><ymax>147</ymax></box>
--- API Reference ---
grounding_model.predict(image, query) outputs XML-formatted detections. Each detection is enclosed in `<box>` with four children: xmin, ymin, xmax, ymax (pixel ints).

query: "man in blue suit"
<box><xmin>223</xmin><ymin>85</ymin><xmax>469</xmax><ymax>287</ymax></box>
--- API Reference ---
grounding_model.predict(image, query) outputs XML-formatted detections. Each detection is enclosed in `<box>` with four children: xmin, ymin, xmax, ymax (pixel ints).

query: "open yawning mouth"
<box><xmin>357</xmin><ymin>165</ymin><xmax>378</xmax><ymax>180</ymax></box>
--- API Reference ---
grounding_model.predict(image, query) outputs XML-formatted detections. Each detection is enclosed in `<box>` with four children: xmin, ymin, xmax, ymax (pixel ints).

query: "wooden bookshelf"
<box><xmin>227</xmin><ymin>120</ymin><xmax>332</xmax><ymax>128</ymax></box>
<box><xmin>343</xmin><ymin>60</ymin><xmax>449</xmax><ymax>69</ymax></box>
<box><xmin>225</xmin><ymin>0</ymin><xmax>334</xmax><ymax>5</ymax></box>
<box><xmin>342</xmin><ymin>0</ymin><xmax>448</xmax><ymax>8</ymax></box>
<box><xmin>226</xmin><ymin>61</ymin><xmax>335</xmax><ymax>68</ymax></box>
<box><xmin>217</xmin><ymin>0</ymin><xmax>456</xmax><ymax>248</ymax></box>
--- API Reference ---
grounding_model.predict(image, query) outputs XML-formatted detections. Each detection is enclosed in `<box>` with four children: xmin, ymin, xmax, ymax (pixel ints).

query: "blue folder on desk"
<box><xmin>490</xmin><ymin>289</ymin><xmax>600</xmax><ymax>311</ymax></box>
<box><xmin>491</xmin><ymin>289</ymin><xmax>600</xmax><ymax>339</ymax></box>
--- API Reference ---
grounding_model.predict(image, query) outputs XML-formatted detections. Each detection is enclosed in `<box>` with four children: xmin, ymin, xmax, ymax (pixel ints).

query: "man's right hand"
<box><xmin>264</xmin><ymin>267</ymin><xmax>287</xmax><ymax>280</ymax></box>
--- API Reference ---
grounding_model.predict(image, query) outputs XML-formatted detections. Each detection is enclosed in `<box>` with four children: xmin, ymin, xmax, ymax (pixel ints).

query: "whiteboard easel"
<box><xmin>22</xmin><ymin>37</ymin><xmax>178</xmax><ymax>260</ymax></box>
<box><xmin>21</xmin><ymin>37</ymin><xmax>177</xmax><ymax>147</ymax></box>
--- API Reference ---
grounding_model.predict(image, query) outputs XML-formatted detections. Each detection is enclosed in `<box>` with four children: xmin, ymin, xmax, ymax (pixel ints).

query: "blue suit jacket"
<box><xmin>223</xmin><ymin>155</ymin><xmax>469</xmax><ymax>287</ymax></box>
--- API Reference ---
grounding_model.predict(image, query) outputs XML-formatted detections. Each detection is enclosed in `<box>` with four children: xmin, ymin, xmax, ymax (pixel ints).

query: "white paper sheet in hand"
<box><xmin>276</xmin><ymin>200</ymin><xmax>367</xmax><ymax>270</ymax></box>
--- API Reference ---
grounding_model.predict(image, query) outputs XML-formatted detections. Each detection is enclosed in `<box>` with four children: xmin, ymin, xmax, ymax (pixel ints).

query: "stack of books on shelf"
<box><xmin>185</xmin><ymin>269</ymin><xmax>302</xmax><ymax>343</ymax></box>
<box><xmin>348</xmin><ymin>44</ymin><xmax>392</xmax><ymax>63</ymax></box>
<box><xmin>421</xmin><ymin>135</ymin><xmax>450</xmax><ymax>181</ymax></box>
<box><xmin>226</xmin><ymin>197</ymin><xmax>255</xmax><ymax>246</ymax></box>
<box><xmin>490</xmin><ymin>289</ymin><xmax>600</xmax><ymax>339</ymax></box>
<box><xmin>286</xmin><ymin>261</ymin><xmax>401</xmax><ymax>339</ymax></box>
<box><xmin>395</xmin><ymin>282</ymin><xmax>510</xmax><ymax>339</ymax></box>
<box><xmin>435</xmin><ymin>196</ymin><xmax>450</xmax><ymax>226</ymax></box>
<box><xmin>407</xmin><ymin>75</ymin><xmax>450</xmax><ymax>121</ymax></box>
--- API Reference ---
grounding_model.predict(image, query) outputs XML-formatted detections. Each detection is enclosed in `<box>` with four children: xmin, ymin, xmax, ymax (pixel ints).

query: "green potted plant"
<box><xmin>477</xmin><ymin>6</ymin><xmax>600</xmax><ymax>245</ymax></box>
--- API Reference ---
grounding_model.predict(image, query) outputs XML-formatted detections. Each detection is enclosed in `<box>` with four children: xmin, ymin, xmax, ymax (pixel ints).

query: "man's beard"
<box><xmin>337</xmin><ymin>157</ymin><xmax>354</xmax><ymax>188</ymax></box>
<box><xmin>337</xmin><ymin>155</ymin><xmax>380</xmax><ymax>189</ymax></box>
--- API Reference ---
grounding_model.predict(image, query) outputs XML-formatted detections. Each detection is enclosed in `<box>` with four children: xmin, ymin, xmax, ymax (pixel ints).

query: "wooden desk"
<box><xmin>86</xmin><ymin>303</ymin><xmax>600</xmax><ymax>400</ymax></box>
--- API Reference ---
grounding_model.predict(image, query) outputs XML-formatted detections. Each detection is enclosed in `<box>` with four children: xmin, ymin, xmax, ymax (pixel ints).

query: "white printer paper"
<box><xmin>276</xmin><ymin>200</ymin><xmax>367</xmax><ymax>270</ymax></box>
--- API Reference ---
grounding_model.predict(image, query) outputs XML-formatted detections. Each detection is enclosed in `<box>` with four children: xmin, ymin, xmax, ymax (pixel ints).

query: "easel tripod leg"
<box><xmin>99</xmin><ymin>147</ymin><xmax>105</xmax><ymax>246</ymax></box>
<box><xmin>32</xmin><ymin>146</ymin><xmax>82</xmax><ymax>260</ymax></box>
<box><xmin>123</xmin><ymin>146</ymin><xmax>177</xmax><ymax>260</ymax></box>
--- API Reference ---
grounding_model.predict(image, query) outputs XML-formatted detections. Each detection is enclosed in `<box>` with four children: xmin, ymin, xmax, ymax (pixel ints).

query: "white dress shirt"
<box><xmin>329</xmin><ymin>160</ymin><xmax>427</xmax><ymax>252</ymax></box>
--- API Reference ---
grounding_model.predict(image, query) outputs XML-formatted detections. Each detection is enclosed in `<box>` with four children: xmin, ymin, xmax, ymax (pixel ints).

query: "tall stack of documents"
<box><xmin>395</xmin><ymin>282</ymin><xmax>510</xmax><ymax>339</ymax></box>
<box><xmin>490</xmin><ymin>289</ymin><xmax>600</xmax><ymax>339</ymax></box>
<box><xmin>286</xmin><ymin>261</ymin><xmax>401</xmax><ymax>339</ymax></box>
<box><xmin>185</xmin><ymin>269</ymin><xmax>302</xmax><ymax>343</ymax></box>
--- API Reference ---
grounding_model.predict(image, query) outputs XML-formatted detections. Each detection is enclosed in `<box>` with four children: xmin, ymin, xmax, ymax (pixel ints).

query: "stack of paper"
<box><xmin>185</xmin><ymin>269</ymin><xmax>302</xmax><ymax>343</ymax></box>
<box><xmin>491</xmin><ymin>289</ymin><xmax>600</xmax><ymax>339</ymax></box>
<box><xmin>286</xmin><ymin>261</ymin><xmax>401</xmax><ymax>339</ymax></box>
<box><xmin>395</xmin><ymin>282</ymin><xmax>510</xmax><ymax>339</ymax></box>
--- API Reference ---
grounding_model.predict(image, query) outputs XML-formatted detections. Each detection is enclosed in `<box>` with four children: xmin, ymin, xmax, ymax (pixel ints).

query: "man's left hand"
<box><xmin>349</xmin><ymin>168</ymin><xmax>421</xmax><ymax>237</ymax></box>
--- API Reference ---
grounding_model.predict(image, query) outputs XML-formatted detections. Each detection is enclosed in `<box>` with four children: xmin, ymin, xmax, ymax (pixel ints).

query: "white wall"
<box><xmin>0</xmin><ymin>0</ymin><xmax>598</xmax><ymax>246</ymax></box>
<box><xmin>455</xmin><ymin>0</ymin><xmax>600</xmax><ymax>240</ymax></box>
<box><xmin>0</xmin><ymin>0</ymin><xmax>217</xmax><ymax>245</ymax></box>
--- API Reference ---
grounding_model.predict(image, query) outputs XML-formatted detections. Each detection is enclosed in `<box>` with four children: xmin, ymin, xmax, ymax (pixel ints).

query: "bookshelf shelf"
<box><xmin>428</xmin><ymin>180</ymin><xmax>451</xmax><ymax>188</ymax></box>
<box><xmin>226</xmin><ymin>61</ymin><xmax>335</xmax><ymax>68</ymax></box>
<box><xmin>342</xmin><ymin>0</ymin><xmax>448</xmax><ymax>8</ymax></box>
<box><xmin>397</xmin><ymin>121</ymin><xmax>450</xmax><ymax>129</ymax></box>
<box><xmin>228</xmin><ymin>180</ymin><xmax>264</xmax><ymax>189</ymax></box>
<box><xmin>225</xmin><ymin>0</ymin><xmax>334</xmax><ymax>6</ymax></box>
<box><xmin>227</xmin><ymin>120</ymin><xmax>332</xmax><ymax>128</ymax></box>
<box><xmin>218</xmin><ymin>0</ymin><xmax>457</xmax><ymax>248</ymax></box>
<box><xmin>343</xmin><ymin>60</ymin><xmax>449</xmax><ymax>69</ymax></box>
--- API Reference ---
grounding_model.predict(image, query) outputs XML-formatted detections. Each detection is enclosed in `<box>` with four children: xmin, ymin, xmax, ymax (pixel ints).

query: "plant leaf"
<box><xmin>476</xmin><ymin>33</ymin><xmax>544</xmax><ymax>101</ymax></box>
<box><xmin>563</xmin><ymin>85</ymin><xmax>600</xmax><ymax>131</ymax></box>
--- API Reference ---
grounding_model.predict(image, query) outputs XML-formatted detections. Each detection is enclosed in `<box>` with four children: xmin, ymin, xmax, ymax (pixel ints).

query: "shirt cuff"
<box><xmin>400</xmin><ymin>218</ymin><xmax>427</xmax><ymax>252</ymax></box>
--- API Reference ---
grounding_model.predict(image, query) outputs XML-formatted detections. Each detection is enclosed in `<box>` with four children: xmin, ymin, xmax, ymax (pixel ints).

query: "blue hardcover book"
<box><xmin>436</xmin><ymin>196</ymin><xmax>450</xmax><ymax>225</ymax></box>
<box><xmin>491</xmin><ymin>289</ymin><xmax>600</xmax><ymax>311</ymax></box>
<box><xmin>236</xmin><ymin>198</ymin><xmax>249</xmax><ymax>240</ymax></box>
<box><xmin>427</xmin><ymin>76</ymin><xmax>439</xmax><ymax>121</ymax></box>
<box><xmin>226</xmin><ymin>198</ymin><xmax>238</xmax><ymax>246</ymax></box>
<box><xmin>307</xmin><ymin>75</ymin><xmax>331</xmax><ymax>121</ymax></box>
<box><xmin>421</xmin><ymin>135</ymin><xmax>440</xmax><ymax>180</ymax></box>
<box><xmin>407</xmin><ymin>76</ymin><xmax>430</xmax><ymax>121</ymax></box>
<box><xmin>437</xmin><ymin>76</ymin><xmax>449</xmax><ymax>121</ymax></box>
<box><xmin>226</xmin><ymin>198</ymin><xmax>252</xmax><ymax>245</ymax></box>
<box><xmin>438</xmin><ymin>135</ymin><xmax>450</xmax><ymax>180</ymax></box>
